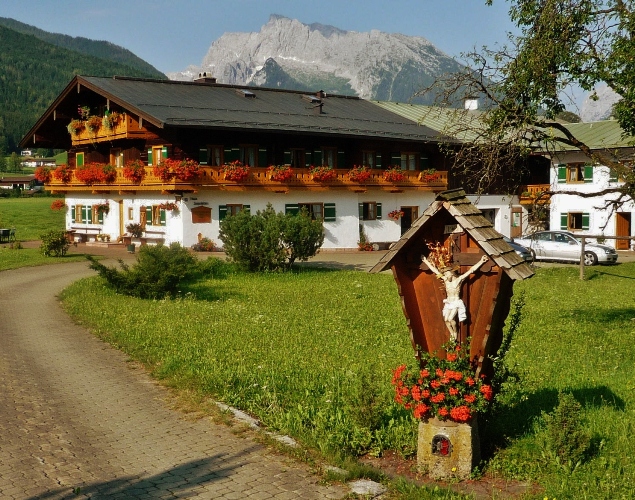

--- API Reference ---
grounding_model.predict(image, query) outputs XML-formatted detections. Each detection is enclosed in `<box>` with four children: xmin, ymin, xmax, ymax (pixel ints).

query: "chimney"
<box><xmin>194</xmin><ymin>72</ymin><xmax>217</xmax><ymax>84</ymax></box>
<box><xmin>464</xmin><ymin>97</ymin><xmax>478</xmax><ymax>110</ymax></box>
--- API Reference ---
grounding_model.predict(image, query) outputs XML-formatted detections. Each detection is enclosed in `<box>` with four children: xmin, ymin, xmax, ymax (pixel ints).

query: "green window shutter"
<box><xmin>313</xmin><ymin>150</ymin><xmax>322</xmax><ymax>166</ymax></box>
<box><xmin>305</xmin><ymin>150</ymin><xmax>312</xmax><ymax>166</ymax></box>
<box><xmin>243</xmin><ymin>204</ymin><xmax>250</xmax><ymax>214</ymax></box>
<box><xmin>337</xmin><ymin>151</ymin><xmax>345</xmax><ymax>169</ymax></box>
<box><xmin>557</xmin><ymin>165</ymin><xmax>566</xmax><ymax>183</ymax></box>
<box><xmin>199</xmin><ymin>148</ymin><xmax>208</xmax><ymax>165</ymax></box>
<box><xmin>71</xmin><ymin>205</ymin><xmax>76</xmax><ymax>223</ymax></box>
<box><xmin>285</xmin><ymin>203</ymin><xmax>299</xmax><ymax>216</ymax></box>
<box><xmin>376</xmin><ymin>202</ymin><xmax>382</xmax><ymax>219</ymax></box>
<box><xmin>582</xmin><ymin>213</ymin><xmax>590</xmax><ymax>230</ymax></box>
<box><xmin>97</xmin><ymin>208</ymin><xmax>104</xmax><ymax>224</ymax></box>
<box><xmin>160</xmin><ymin>209</ymin><xmax>166</xmax><ymax>226</ymax></box>
<box><xmin>609</xmin><ymin>168</ymin><xmax>618</xmax><ymax>182</ymax></box>
<box><xmin>258</xmin><ymin>148</ymin><xmax>267</xmax><ymax>167</ymax></box>
<box><xmin>391</xmin><ymin>153</ymin><xmax>401</xmax><ymax>167</ymax></box>
<box><xmin>219</xmin><ymin>205</ymin><xmax>228</xmax><ymax>220</ymax></box>
<box><xmin>358</xmin><ymin>203</ymin><xmax>364</xmax><ymax>218</ymax></box>
<box><xmin>324</xmin><ymin>203</ymin><xmax>336</xmax><ymax>222</ymax></box>
<box><xmin>584</xmin><ymin>165</ymin><xmax>594</xmax><ymax>183</ymax></box>
<box><xmin>146</xmin><ymin>206</ymin><xmax>153</xmax><ymax>226</ymax></box>
<box><xmin>76</xmin><ymin>153</ymin><xmax>84</xmax><ymax>167</ymax></box>
<box><xmin>85</xmin><ymin>206</ymin><xmax>92</xmax><ymax>224</ymax></box>
<box><xmin>560</xmin><ymin>213</ymin><xmax>568</xmax><ymax>230</ymax></box>
<box><xmin>147</xmin><ymin>148</ymin><xmax>153</xmax><ymax>166</ymax></box>
<box><xmin>375</xmin><ymin>154</ymin><xmax>382</xmax><ymax>169</ymax></box>
<box><xmin>283</xmin><ymin>151</ymin><xmax>291</xmax><ymax>165</ymax></box>
<box><xmin>420</xmin><ymin>155</ymin><xmax>431</xmax><ymax>170</ymax></box>
<box><xmin>161</xmin><ymin>147</ymin><xmax>168</xmax><ymax>159</ymax></box>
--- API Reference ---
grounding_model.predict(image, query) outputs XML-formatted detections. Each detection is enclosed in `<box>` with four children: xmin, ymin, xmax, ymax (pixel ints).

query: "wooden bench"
<box><xmin>70</xmin><ymin>226</ymin><xmax>102</xmax><ymax>242</ymax></box>
<box><xmin>140</xmin><ymin>230</ymin><xmax>165</xmax><ymax>245</ymax></box>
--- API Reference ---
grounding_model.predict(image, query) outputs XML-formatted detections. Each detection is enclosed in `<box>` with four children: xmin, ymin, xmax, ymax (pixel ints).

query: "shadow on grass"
<box><xmin>568</xmin><ymin>305</ymin><xmax>635</xmax><ymax>323</ymax></box>
<box><xmin>481</xmin><ymin>385</ymin><xmax>624</xmax><ymax>458</ymax></box>
<box><xmin>26</xmin><ymin>450</ymin><xmax>259</xmax><ymax>499</ymax></box>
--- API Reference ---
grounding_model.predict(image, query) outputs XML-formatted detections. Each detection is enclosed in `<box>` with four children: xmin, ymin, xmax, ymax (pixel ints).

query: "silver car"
<box><xmin>514</xmin><ymin>231</ymin><xmax>618</xmax><ymax>265</ymax></box>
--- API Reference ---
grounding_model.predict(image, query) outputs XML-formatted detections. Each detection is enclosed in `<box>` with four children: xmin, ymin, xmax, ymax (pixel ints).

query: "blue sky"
<box><xmin>4</xmin><ymin>0</ymin><xmax>516</xmax><ymax>74</ymax></box>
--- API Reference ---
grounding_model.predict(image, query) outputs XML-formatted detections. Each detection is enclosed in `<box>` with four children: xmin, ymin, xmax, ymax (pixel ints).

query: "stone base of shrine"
<box><xmin>417</xmin><ymin>418</ymin><xmax>480</xmax><ymax>479</ymax></box>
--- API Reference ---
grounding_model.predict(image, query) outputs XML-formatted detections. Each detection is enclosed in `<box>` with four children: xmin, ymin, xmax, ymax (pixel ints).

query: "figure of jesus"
<box><xmin>421</xmin><ymin>254</ymin><xmax>489</xmax><ymax>341</ymax></box>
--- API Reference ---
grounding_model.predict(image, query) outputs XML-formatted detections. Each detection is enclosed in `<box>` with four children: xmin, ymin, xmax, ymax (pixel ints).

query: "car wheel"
<box><xmin>584</xmin><ymin>251</ymin><xmax>598</xmax><ymax>266</ymax></box>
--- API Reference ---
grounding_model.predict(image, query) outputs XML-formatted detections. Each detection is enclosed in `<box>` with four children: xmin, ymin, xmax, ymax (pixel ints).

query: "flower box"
<box><xmin>348</xmin><ymin>166</ymin><xmax>372</xmax><ymax>183</ymax></box>
<box><xmin>267</xmin><ymin>165</ymin><xmax>294</xmax><ymax>182</ymax></box>
<box><xmin>310</xmin><ymin>165</ymin><xmax>337</xmax><ymax>182</ymax></box>
<box><xmin>383</xmin><ymin>166</ymin><xmax>406</xmax><ymax>182</ymax></box>
<box><xmin>221</xmin><ymin>161</ymin><xmax>250</xmax><ymax>181</ymax></box>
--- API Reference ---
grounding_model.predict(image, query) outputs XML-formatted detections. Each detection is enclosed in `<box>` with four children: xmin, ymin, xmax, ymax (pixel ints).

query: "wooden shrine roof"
<box><xmin>370</xmin><ymin>189</ymin><xmax>535</xmax><ymax>281</ymax></box>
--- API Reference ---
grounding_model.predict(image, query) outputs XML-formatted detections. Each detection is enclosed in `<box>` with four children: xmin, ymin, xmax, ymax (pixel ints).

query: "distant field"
<box><xmin>0</xmin><ymin>196</ymin><xmax>65</xmax><ymax>241</ymax></box>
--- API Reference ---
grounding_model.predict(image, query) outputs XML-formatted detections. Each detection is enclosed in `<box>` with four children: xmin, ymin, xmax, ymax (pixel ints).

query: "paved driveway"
<box><xmin>0</xmin><ymin>262</ymin><xmax>347</xmax><ymax>499</ymax></box>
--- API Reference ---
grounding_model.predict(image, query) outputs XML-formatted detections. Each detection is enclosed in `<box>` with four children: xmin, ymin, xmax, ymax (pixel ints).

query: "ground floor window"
<box><xmin>219</xmin><ymin>204</ymin><xmax>250</xmax><ymax>220</ymax></box>
<box><xmin>71</xmin><ymin>204</ymin><xmax>104</xmax><ymax>224</ymax></box>
<box><xmin>359</xmin><ymin>202</ymin><xmax>382</xmax><ymax>220</ymax></box>
<box><xmin>285</xmin><ymin>203</ymin><xmax>336</xmax><ymax>222</ymax></box>
<box><xmin>141</xmin><ymin>205</ymin><xmax>166</xmax><ymax>228</ymax></box>
<box><xmin>561</xmin><ymin>212</ymin><xmax>589</xmax><ymax>231</ymax></box>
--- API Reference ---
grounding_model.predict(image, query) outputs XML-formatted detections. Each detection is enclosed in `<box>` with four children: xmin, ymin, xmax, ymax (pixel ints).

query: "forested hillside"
<box><xmin>0</xmin><ymin>17</ymin><xmax>165</xmax><ymax>80</ymax></box>
<box><xmin>0</xmin><ymin>24</ymin><xmax>165</xmax><ymax>152</ymax></box>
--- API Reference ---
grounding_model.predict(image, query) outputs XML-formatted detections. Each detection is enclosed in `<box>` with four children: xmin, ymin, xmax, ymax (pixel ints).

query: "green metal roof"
<box><xmin>548</xmin><ymin>120</ymin><xmax>634</xmax><ymax>151</ymax></box>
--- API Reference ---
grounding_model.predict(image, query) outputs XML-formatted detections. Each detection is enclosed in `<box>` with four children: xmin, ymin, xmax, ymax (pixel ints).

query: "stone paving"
<box><xmin>0</xmin><ymin>260</ymin><xmax>350</xmax><ymax>499</ymax></box>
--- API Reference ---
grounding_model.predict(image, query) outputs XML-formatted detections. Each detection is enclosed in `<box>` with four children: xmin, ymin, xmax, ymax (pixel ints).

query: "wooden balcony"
<box><xmin>519</xmin><ymin>184</ymin><xmax>551</xmax><ymax>204</ymax></box>
<box><xmin>70</xmin><ymin>114</ymin><xmax>156</xmax><ymax>145</ymax></box>
<box><xmin>47</xmin><ymin>167</ymin><xmax>448</xmax><ymax>194</ymax></box>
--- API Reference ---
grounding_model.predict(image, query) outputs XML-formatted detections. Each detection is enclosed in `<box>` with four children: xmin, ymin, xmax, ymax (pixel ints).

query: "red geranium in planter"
<box><xmin>383</xmin><ymin>166</ymin><xmax>406</xmax><ymax>182</ymax></box>
<box><xmin>173</xmin><ymin>159</ymin><xmax>201</xmax><ymax>181</ymax></box>
<box><xmin>34</xmin><ymin>166</ymin><xmax>52</xmax><ymax>183</ymax></box>
<box><xmin>221</xmin><ymin>160</ymin><xmax>250</xmax><ymax>181</ymax></box>
<box><xmin>267</xmin><ymin>164</ymin><xmax>294</xmax><ymax>182</ymax></box>
<box><xmin>348</xmin><ymin>165</ymin><xmax>372</xmax><ymax>183</ymax></box>
<box><xmin>53</xmin><ymin>164</ymin><xmax>73</xmax><ymax>184</ymax></box>
<box><xmin>122</xmin><ymin>159</ymin><xmax>146</xmax><ymax>183</ymax></box>
<box><xmin>310</xmin><ymin>165</ymin><xmax>337</xmax><ymax>182</ymax></box>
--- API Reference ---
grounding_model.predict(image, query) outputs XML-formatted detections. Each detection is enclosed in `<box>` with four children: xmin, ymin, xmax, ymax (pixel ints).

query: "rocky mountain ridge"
<box><xmin>168</xmin><ymin>15</ymin><xmax>465</xmax><ymax>104</ymax></box>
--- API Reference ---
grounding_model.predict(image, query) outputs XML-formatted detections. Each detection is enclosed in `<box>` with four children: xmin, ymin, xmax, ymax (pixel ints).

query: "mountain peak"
<box><xmin>168</xmin><ymin>15</ymin><xmax>464</xmax><ymax>103</ymax></box>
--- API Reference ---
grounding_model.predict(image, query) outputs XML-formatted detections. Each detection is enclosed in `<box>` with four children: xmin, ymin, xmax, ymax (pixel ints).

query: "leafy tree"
<box><xmin>0</xmin><ymin>150</ymin><xmax>6</xmax><ymax>173</ymax></box>
<box><xmin>8</xmin><ymin>152</ymin><xmax>22</xmax><ymax>172</ymax></box>
<box><xmin>426</xmin><ymin>0</ymin><xmax>635</xmax><ymax>214</ymax></box>
<box><xmin>219</xmin><ymin>203</ymin><xmax>324</xmax><ymax>271</ymax></box>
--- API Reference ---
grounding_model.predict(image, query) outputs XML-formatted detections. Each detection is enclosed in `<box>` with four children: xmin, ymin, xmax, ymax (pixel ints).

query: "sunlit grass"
<box><xmin>0</xmin><ymin>196</ymin><xmax>65</xmax><ymax>241</ymax></box>
<box><xmin>59</xmin><ymin>261</ymin><xmax>635</xmax><ymax>498</ymax></box>
<box><xmin>0</xmin><ymin>246</ymin><xmax>86</xmax><ymax>270</ymax></box>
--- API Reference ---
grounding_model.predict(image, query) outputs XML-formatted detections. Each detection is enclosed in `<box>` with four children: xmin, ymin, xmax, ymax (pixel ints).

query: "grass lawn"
<box><xmin>0</xmin><ymin>196</ymin><xmax>65</xmax><ymax>241</ymax></box>
<box><xmin>0</xmin><ymin>247</ymin><xmax>87</xmax><ymax>270</ymax></box>
<box><xmin>58</xmin><ymin>260</ymin><xmax>635</xmax><ymax>498</ymax></box>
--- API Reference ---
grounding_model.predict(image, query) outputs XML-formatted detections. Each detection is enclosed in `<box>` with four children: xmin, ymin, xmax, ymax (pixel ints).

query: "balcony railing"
<box><xmin>70</xmin><ymin>114</ymin><xmax>154</xmax><ymax>145</ymax></box>
<box><xmin>47</xmin><ymin>167</ymin><xmax>448</xmax><ymax>192</ymax></box>
<box><xmin>519</xmin><ymin>184</ymin><xmax>551</xmax><ymax>204</ymax></box>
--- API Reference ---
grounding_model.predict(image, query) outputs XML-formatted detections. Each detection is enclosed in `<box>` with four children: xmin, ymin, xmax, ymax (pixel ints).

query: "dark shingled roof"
<box><xmin>370</xmin><ymin>189</ymin><xmax>535</xmax><ymax>281</ymax></box>
<box><xmin>74</xmin><ymin>76</ymin><xmax>445</xmax><ymax>141</ymax></box>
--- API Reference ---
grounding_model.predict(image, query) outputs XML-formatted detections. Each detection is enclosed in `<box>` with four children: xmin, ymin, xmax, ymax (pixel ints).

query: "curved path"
<box><xmin>0</xmin><ymin>262</ymin><xmax>347</xmax><ymax>499</ymax></box>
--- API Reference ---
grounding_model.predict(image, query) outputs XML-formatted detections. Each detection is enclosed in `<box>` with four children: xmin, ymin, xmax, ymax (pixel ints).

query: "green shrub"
<box><xmin>87</xmin><ymin>243</ymin><xmax>199</xmax><ymax>299</ymax></box>
<box><xmin>39</xmin><ymin>229</ymin><xmax>69</xmax><ymax>257</ymax></box>
<box><xmin>542</xmin><ymin>391</ymin><xmax>591</xmax><ymax>470</ymax></box>
<box><xmin>219</xmin><ymin>203</ymin><xmax>323</xmax><ymax>271</ymax></box>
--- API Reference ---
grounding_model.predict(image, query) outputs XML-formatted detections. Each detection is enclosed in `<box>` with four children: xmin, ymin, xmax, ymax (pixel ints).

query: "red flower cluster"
<box><xmin>173</xmin><ymin>159</ymin><xmax>201</xmax><ymax>181</ymax></box>
<box><xmin>387</xmin><ymin>210</ymin><xmax>404</xmax><ymax>221</ymax></box>
<box><xmin>221</xmin><ymin>160</ymin><xmax>250</xmax><ymax>181</ymax></box>
<box><xmin>34</xmin><ymin>166</ymin><xmax>52</xmax><ymax>183</ymax></box>
<box><xmin>52</xmin><ymin>164</ymin><xmax>73</xmax><ymax>184</ymax></box>
<box><xmin>309</xmin><ymin>165</ymin><xmax>337</xmax><ymax>182</ymax></box>
<box><xmin>347</xmin><ymin>165</ymin><xmax>372</xmax><ymax>182</ymax></box>
<box><xmin>383</xmin><ymin>166</ymin><xmax>406</xmax><ymax>182</ymax></box>
<box><xmin>267</xmin><ymin>164</ymin><xmax>295</xmax><ymax>182</ymax></box>
<box><xmin>74</xmin><ymin>163</ymin><xmax>116</xmax><ymax>185</ymax></box>
<box><xmin>392</xmin><ymin>341</ymin><xmax>493</xmax><ymax>423</ymax></box>
<box><xmin>122</xmin><ymin>160</ymin><xmax>146</xmax><ymax>184</ymax></box>
<box><xmin>50</xmin><ymin>199</ymin><xmax>66</xmax><ymax>211</ymax></box>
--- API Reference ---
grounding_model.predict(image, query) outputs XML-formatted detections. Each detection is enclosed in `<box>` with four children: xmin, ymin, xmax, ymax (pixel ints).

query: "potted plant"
<box><xmin>267</xmin><ymin>164</ymin><xmax>294</xmax><ymax>181</ymax></box>
<box><xmin>388</xmin><ymin>209</ymin><xmax>405</xmax><ymax>221</ymax></box>
<box><xmin>384</xmin><ymin>166</ymin><xmax>406</xmax><ymax>182</ymax></box>
<box><xmin>123</xmin><ymin>159</ymin><xmax>146</xmax><ymax>184</ymax></box>
<box><xmin>221</xmin><ymin>160</ymin><xmax>250</xmax><ymax>181</ymax></box>
<box><xmin>348</xmin><ymin>165</ymin><xmax>372</xmax><ymax>183</ymax></box>
<box><xmin>53</xmin><ymin>164</ymin><xmax>73</xmax><ymax>184</ymax></box>
<box><xmin>86</xmin><ymin>115</ymin><xmax>102</xmax><ymax>135</ymax></box>
<box><xmin>125</xmin><ymin>223</ymin><xmax>143</xmax><ymax>253</ymax></box>
<box><xmin>67</xmin><ymin>119</ymin><xmax>84</xmax><ymax>137</ymax></box>
<box><xmin>310</xmin><ymin>165</ymin><xmax>337</xmax><ymax>182</ymax></box>
<box><xmin>173</xmin><ymin>158</ymin><xmax>201</xmax><ymax>181</ymax></box>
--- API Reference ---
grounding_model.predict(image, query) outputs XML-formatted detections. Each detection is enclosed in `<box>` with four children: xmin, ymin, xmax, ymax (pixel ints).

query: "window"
<box><xmin>557</xmin><ymin>163</ymin><xmax>593</xmax><ymax>183</ymax></box>
<box><xmin>401</xmin><ymin>153</ymin><xmax>417</xmax><ymax>171</ymax></box>
<box><xmin>362</xmin><ymin>151</ymin><xmax>377</xmax><ymax>169</ymax></box>
<box><xmin>359</xmin><ymin>202</ymin><xmax>382</xmax><ymax>221</ymax></box>
<box><xmin>141</xmin><ymin>205</ymin><xmax>166</xmax><ymax>228</ymax></box>
<box><xmin>76</xmin><ymin>152</ymin><xmax>84</xmax><ymax>167</ymax></box>
<box><xmin>128</xmin><ymin>207</ymin><xmax>134</xmax><ymax>220</ymax></box>
<box><xmin>561</xmin><ymin>212</ymin><xmax>590</xmax><ymax>231</ymax></box>
<box><xmin>240</xmin><ymin>146</ymin><xmax>257</xmax><ymax>167</ymax></box>
<box><xmin>219</xmin><ymin>204</ymin><xmax>250</xmax><ymax>220</ymax></box>
<box><xmin>71</xmin><ymin>204</ymin><xmax>104</xmax><ymax>224</ymax></box>
<box><xmin>147</xmin><ymin>146</ymin><xmax>168</xmax><ymax>166</ymax></box>
<box><xmin>322</xmin><ymin>148</ymin><xmax>337</xmax><ymax>168</ymax></box>
<box><xmin>110</xmin><ymin>148</ymin><xmax>123</xmax><ymax>168</ymax></box>
<box><xmin>191</xmin><ymin>206</ymin><xmax>212</xmax><ymax>223</ymax></box>
<box><xmin>200</xmin><ymin>145</ymin><xmax>224</xmax><ymax>166</ymax></box>
<box><xmin>285</xmin><ymin>203</ymin><xmax>336</xmax><ymax>222</ymax></box>
<box><xmin>291</xmin><ymin>149</ymin><xmax>306</xmax><ymax>168</ymax></box>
